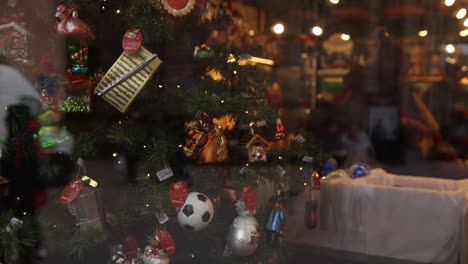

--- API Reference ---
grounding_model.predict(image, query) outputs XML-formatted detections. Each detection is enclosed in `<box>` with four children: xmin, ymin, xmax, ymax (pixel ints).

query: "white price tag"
<box><xmin>156</xmin><ymin>167</ymin><xmax>174</xmax><ymax>182</ymax></box>
<box><xmin>276</xmin><ymin>165</ymin><xmax>286</xmax><ymax>177</ymax></box>
<box><xmin>155</xmin><ymin>209</ymin><xmax>169</xmax><ymax>224</ymax></box>
<box><xmin>302</xmin><ymin>156</ymin><xmax>314</xmax><ymax>163</ymax></box>
<box><xmin>295</xmin><ymin>135</ymin><xmax>306</xmax><ymax>143</ymax></box>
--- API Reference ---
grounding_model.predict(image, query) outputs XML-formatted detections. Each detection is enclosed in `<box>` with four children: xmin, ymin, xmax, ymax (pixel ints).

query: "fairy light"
<box><xmin>304</xmin><ymin>182</ymin><xmax>308</xmax><ymax>186</ymax></box>
<box><xmin>272</xmin><ymin>23</ymin><xmax>285</xmax><ymax>34</ymax></box>
<box><xmin>101</xmin><ymin>6</ymin><xmax>105</xmax><ymax>10</ymax></box>
<box><xmin>311</xmin><ymin>26</ymin><xmax>323</xmax><ymax>36</ymax></box>
<box><xmin>118</xmin><ymin>121</ymin><xmax>122</xmax><ymax>124</ymax></box>
<box><xmin>329</xmin><ymin>0</ymin><xmax>339</xmax><ymax>4</ymax></box>
<box><xmin>445</xmin><ymin>44</ymin><xmax>455</xmax><ymax>53</ymax></box>
<box><xmin>245</xmin><ymin>163</ymin><xmax>249</xmax><ymax>167</ymax></box>
<box><xmin>146</xmin><ymin>204</ymin><xmax>150</xmax><ymax>207</ymax></box>
<box><xmin>460</xmin><ymin>29</ymin><xmax>468</xmax><ymax>37</ymax></box>
<box><xmin>278</xmin><ymin>156</ymin><xmax>283</xmax><ymax>160</ymax></box>
<box><xmin>116</xmin><ymin>9</ymin><xmax>121</xmax><ymax>14</ymax></box>
<box><xmin>299</xmin><ymin>167</ymin><xmax>303</xmax><ymax>171</ymax></box>
<box><xmin>178</xmin><ymin>144</ymin><xmax>183</xmax><ymax>148</ymax></box>
<box><xmin>233</xmin><ymin>70</ymin><xmax>237</xmax><ymax>75</ymax></box>
<box><xmin>143</xmin><ymin>145</ymin><xmax>147</xmax><ymax>148</ymax></box>
<box><xmin>245</xmin><ymin>111</ymin><xmax>249</xmax><ymax>114</ymax></box>
<box><xmin>445</xmin><ymin>0</ymin><xmax>455</xmax><ymax>7</ymax></box>
<box><xmin>112</xmin><ymin>153</ymin><xmax>117</xmax><ymax>157</ymax></box>
<box><xmin>177</xmin><ymin>85</ymin><xmax>181</xmax><ymax>88</ymax></box>
<box><xmin>220</xmin><ymin>99</ymin><xmax>225</xmax><ymax>104</ymax></box>
<box><xmin>23</xmin><ymin>212</ymin><xmax>27</xmax><ymax>216</ymax></box>
<box><xmin>158</xmin><ymin>84</ymin><xmax>163</xmax><ymax>88</ymax></box>
<box><xmin>418</xmin><ymin>30</ymin><xmax>428</xmax><ymax>37</ymax></box>
<box><xmin>341</xmin><ymin>33</ymin><xmax>350</xmax><ymax>41</ymax></box>
<box><xmin>147</xmin><ymin>173</ymin><xmax>150</xmax><ymax>177</ymax></box>
<box><xmin>456</xmin><ymin>8</ymin><xmax>467</xmax><ymax>19</ymax></box>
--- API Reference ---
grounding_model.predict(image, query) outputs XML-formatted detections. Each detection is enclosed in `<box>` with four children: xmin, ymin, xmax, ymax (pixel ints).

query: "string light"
<box><xmin>445</xmin><ymin>44</ymin><xmax>455</xmax><ymax>53</ymax></box>
<box><xmin>178</xmin><ymin>144</ymin><xmax>183</xmax><ymax>148</ymax></box>
<box><xmin>177</xmin><ymin>85</ymin><xmax>181</xmax><ymax>88</ymax></box>
<box><xmin>116</xmin><ymin>9</ymin><xmax>121</xmax><ymax>14</ymax></box>
<box><xmin>456</xmin><ymin>8</ymin><xmax>467</xmax><ymax>19</ymax></box>
<box><xmin>143</xmin><ymin>145</ymin><xmax>146</xmax><ymax>148</ymax></box>
<box><xmin>311</xmin><ymin>26</ymin><xmax>323</xmax><ymax>36</ymax></box>
<box><xmin>220</xmin><ymin>99</ymin><xmax>225</xmax><ymax>104</ymax></box>
<box><xmin>329</xmin><ymin>0</ymin><xmax>339</xmax><ymax>4</ymax></box>
<box><xmin>278</xmin><ymin>156</ymin><xmax>283</xmax><ymax>160</ymax></box>
<box><xmin>460</xmin><ymin>29</ymin><xmax>468</xmax><ymax>37</ymax></box>
<box><xmin>147</xmin><ymin>173</ymin><xmax>150</xmax><ymax>177</ymax></box>
<box><xmin>112</xmin><ymin>153</ymin><xmax>117</xmax><ymax>157</ymax></box>
<box><xmin>146</xmin><ymin>204</ymin><xmax>149</xmax><ymax>207</ymax></box>
<box><xmin>159</xmin><ymin>84</ymin><xmax>163</xmax><ymax>88</ymax></box>
<box><xmin>245</xmin><ymin>111</ymin><xmax>249</xmax><ymax>114</ymax></box>
<box><xmin>341</xmin><ymin>33</ymin><xmax>350</xmax><ymax>41</ymax></box>
<box><xmin>299</xmin><ymin>167</ymin><xmax>303</xmax><ymax>171</ymax></box>
<box><xmin>418</xmin><ymin>30</ymin><xmax>428</xmax><ymax>37</ymax></box>
<box><xmin>233</xmin><ymin>70</ymin><xmax>237</xmax><ymax>74</ymax></box>
<box><xmin>101</xmin><ymin>6</ymin><xmax>105</xmax><ymax>10</ymax></box>
<box><xmin>272</xmin><ymin>23</ymin><xmax>285</xmax><ymax>34</ymax></box>
<box><xmin>445</xmin><ymin>0</ymin><xmax>455</xmax><ymax>7</ymax></box>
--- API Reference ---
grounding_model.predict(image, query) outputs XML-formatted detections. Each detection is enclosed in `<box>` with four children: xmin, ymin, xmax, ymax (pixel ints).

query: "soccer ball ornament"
<box><xmin>177</xmin><ymin>192</ymin><xmax>214</xmax><ymax>231</ymax></box>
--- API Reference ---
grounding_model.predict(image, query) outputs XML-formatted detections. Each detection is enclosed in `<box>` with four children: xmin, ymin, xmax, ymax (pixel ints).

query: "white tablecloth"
<box><xmin>286</xmin><ymin>169</ymin><xmax>468</xmax><ymax>264</ymax></box>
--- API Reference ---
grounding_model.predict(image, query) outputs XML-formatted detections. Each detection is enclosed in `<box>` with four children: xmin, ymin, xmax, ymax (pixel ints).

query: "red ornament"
<box><xmin>123</xmin><ymin>235</ymin><xmax>139</xmax><ymax>259</ymax></box>
<box><xmin>312</xmin><ymin>170</ymin><xmax>320</xmax><ymax>190</ymax></box>
<box><xmin>54</xmin><ymin>5</ymin><xmax>95</xmax><ymax>40</ymax></box>
<box><xmin>161</xmin><ymin>0</ymin><xmax>196</xmax><ymax>16</ymax></box>
<box><xmin>241</xmin><ymin>185</ymin><xmax>256</xmax><ymax>213</ymax></box>
<box><xmin>122</xmin><ymin>28</ymin><xmax>142</xmax><ymax>54</ymax></box>
<box><xmin>60</xmin><ymin>178</ymin><xmax>83</xmax><ymax>204</ymax></box>
<box><xmin>157</xmin><ymin>228</ymin><xmax>176</xmax><ymax>255</ymax></box>
<box><xmin>169</xmin><ymin>181</ymin><xmax>188</xmax><ymax>208</ymax></box>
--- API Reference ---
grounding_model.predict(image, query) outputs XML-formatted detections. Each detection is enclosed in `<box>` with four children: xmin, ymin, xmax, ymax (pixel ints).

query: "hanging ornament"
<box><xmin>68</xmin><ymin>43</ymin><xmax>89</xmax><ymax>74</ymax></box>
<box><xmin>211</xmin><ymin>0</ymin><xmax>233</xmax><ymax>31</ymax></box>
<box><xmin>157</xmin><ymin>228</ymin><xmax>176</xmax><ymax>255</ymax></box>
<box><xmin>183</xmin><ymin>112</ymin><xmax>228</xmax><ymax>163</ymax></box>
<box><xmin>193</xmin><ymin>44</ymin><xmax>215</xmax><ymax>61</ymax></box>
<box><xmin>320</xmin><ymin>158</ymin><xmax>338</xmax><ymax>177</ymax></box>
<box><xmin>143</xmin><ymin>244</ymin><xmax>169</xmax><ymax>264</ymax></box>
<box><xmin>122</xmin><ymin>28</ymin><xmax>142</xmax><ymax>54</ymax></box>
<box><xmin>93</xmin><ymin>46</ymin><xmax>162</xmax><ymax>113</ymax></box>
<box><xmin>225</xmin><ymin>215</ymin><xmax>259</xmax><ymax>257</ymax></box>
<box><xmin>349</xmin><ymin>163</ymin><xmax>369</xmax><ymax>178</ymax></box>
<box><xmin>304</xmin><ymin>170</ymin><xmax>320</xmax><ymax>229</ymax></box>
<box><xmin>161</xmin><ymin>0</ymin><xmax>196</xmax><ymax>17</ymax></box>
<box><xmin>169</xmin><ymin>181</ymin><xmax>188</xmax><ymax>209</ymax></box>
<box><xmin>0</xmin><ymin>18</ymin><xmax>31</xmax><ymax>64</ymax></box>
<box><xmin>265</xmin><ymin>193</ymin><xmax>286</xmax><ymax>247</ymax></box>
<box><xmin>274</xmin><ymin>118</ymin><xmax>286</xmax><ymax>140</ymax></box>
<box><xmin>177</xmin><ymin>192</ymin><xmax>214</xmax><ymax>231</ymax></box>
<box><xmin>244</xmin><ymin>134</ymin><xmax>269</xmax><ymax>163</ymax></box>
<box><xmin>54</xmin><ymin>5</ymin><xmax>95</xmax><ymax>40</ymax></box>
<box><xmin>241</xmin><ymin>185</ymin><xmax>256</xmax><ymax>215</ymax></box>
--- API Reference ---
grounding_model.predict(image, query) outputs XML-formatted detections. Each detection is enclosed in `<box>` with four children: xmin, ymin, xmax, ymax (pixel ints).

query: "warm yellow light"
<box><xmin>418</xmin><ymin>30</ymin><xmax>428</xmax><ymax>37</ymax></box>
<box><xmin>445</xmin><ymin>44</ymin><xmax>456</xmax><ymax>53</ymax></box>
<box><xmin>445</xmin><ymin>0</ymin><xmax>455</xmax><ymax>7</ymax></box>
<box><xmin>341</xmin><ymin>33</ymin><xmax>350</xmax><ymax>41</ymax></box>
<box><xmin>460</xmin><ymin>29</ymin><xmax>468</xmax><ymax>37</ymax></box>
<box><xmin>112</xmin><ymin>153</ymin><xmax>117</xmax><ymax>157</ymax></box>
<box><xmin>116</xmin><ymin>9</ymin><xmax>121</xmax><ymax>14</ymax></box>
<box><xmin>272</xmin><ymin>23</ymin><xmax>285</xmax><ymax>34</ymax></box>
<box><xmin>456</xmin><ymin>8</ymin><xmax>467</xmax><ymax>19</ymax></box>
<box><xmin>249</xmin><ymin>56</ymin><xmax>275</xmax><ymax>65</ymax></box>
<box><xmin>312</xmin><ymin>26</ymin><xmax>323</xmax><ymax>36</ymax></box>
<box><xmin>329</xmin><ymin>0</ymin><xmax>339</xmax><ymax>4</ymax></box>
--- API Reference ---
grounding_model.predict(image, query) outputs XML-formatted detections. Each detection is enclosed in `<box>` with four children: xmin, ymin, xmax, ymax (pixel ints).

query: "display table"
<box><xmin>286</xmin><ymin>169</ymin><xmax>468</xmax><ymax>264</ymax></box>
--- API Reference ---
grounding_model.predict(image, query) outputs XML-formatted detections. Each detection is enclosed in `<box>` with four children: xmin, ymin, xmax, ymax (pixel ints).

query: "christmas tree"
<box><xmin>1</xmin><ymin>1</ymin><xmax>326</xmax><ymax>263</ymax></box>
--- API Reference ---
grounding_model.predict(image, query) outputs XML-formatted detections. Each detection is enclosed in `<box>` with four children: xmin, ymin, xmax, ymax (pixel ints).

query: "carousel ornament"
<box><xmin>183</xmin><ymin>112</ymin><xmax>228</xmax><ymax>163</ymax></box>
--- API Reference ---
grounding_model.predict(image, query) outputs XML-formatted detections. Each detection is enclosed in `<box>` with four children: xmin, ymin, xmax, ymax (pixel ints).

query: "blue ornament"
<box><xmin>35</xmin><ymin>74</ymin><xmax>60</xmax><ymax>96</ymax></box>
<box><xmin>349</xmin><ymin>163</ymin><xmax>369</xmax><ymax>178</ymax></box>
<box><xmin>71</xmin><ymin>67</ymin><xmax>89</xmax><ymax>74</ymax></box>
<box><xmin>265</xmin><ymin>207</ymin><xmax>285</xmax><ymax>232</ymax></box>
<box><xmin>321</xmin><ymin>158</ymin><xmax>337</xmax><ymax>176</ymax></box>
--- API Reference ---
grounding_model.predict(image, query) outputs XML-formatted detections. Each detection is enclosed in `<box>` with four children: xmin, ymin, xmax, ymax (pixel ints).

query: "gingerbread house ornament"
<box><xmin>245</xmin><ymin>134</ymin><xmax>269</xmax><ymax>163</ymax></box>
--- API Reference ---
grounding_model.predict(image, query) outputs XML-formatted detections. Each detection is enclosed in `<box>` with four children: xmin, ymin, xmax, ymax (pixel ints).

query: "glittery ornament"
<box><xmin>55</xmin><ymin>5</ymin><xmax>95</xmax><ymax>40</ymax></box>
<box><xmin>226</xmin><ymin>216</ymin><xmax>259</xmax><ymax>257</ymax></box>
<box><xmin>349</xmin><ymin>163</ymin><xmax>369</xmax><ymax>178</ymax></box>
<box><xmin>142</xmin><ymin>245</ymin><xmax>169</xmax><ymax>264</ymax></box>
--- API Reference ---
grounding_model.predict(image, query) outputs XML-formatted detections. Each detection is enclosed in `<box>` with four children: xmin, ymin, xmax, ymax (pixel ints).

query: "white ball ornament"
<box><xmin>177</xmin><ymin>192</ymin><xmax>214</xmax><ymax>231</ymax></box>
